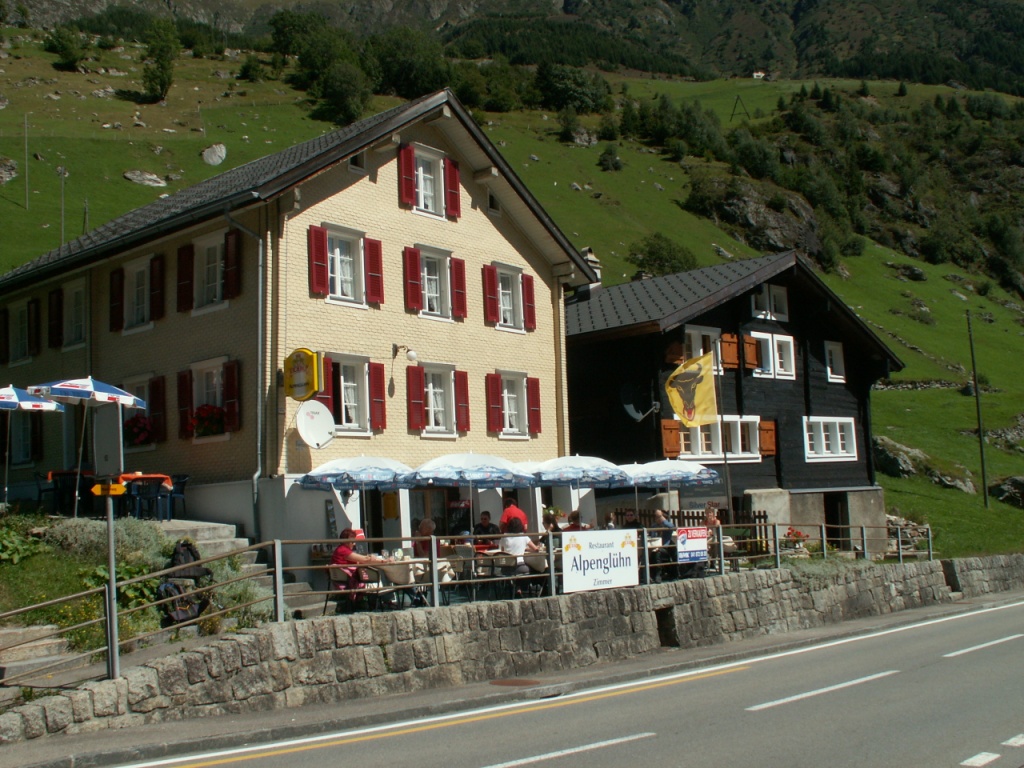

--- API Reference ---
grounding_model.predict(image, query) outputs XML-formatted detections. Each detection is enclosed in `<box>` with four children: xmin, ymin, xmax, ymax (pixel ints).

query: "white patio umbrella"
<box><xmin>533</xmin><ymin>454</ymin><xmax>630</xmax><ymax>488</ymax></box>
<box><xmin>629</xmin><ymin>458</ymin><xmax>720</xmax><ymax>488</ymax></box>
<box><xmin>0</xmin><ymin>386</ymin><xmax>64</xmax><ymax>504</ymax></box>
<box><xmin>406</xmin><ymin>452</ymin><xmax>535</xmax><ymax>528</ymax></box>
<box><xmin>300</xmin><ymin>455</ymin><xmax>415</xmax><ymax>491</ymax></box>
<box><xmin>28</xmin><ymin>376</ymin><xmax>146</xmax><ymax>518</ymax></box>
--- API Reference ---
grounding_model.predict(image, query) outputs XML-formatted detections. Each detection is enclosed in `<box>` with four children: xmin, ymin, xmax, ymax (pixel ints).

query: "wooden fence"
<box><xmin>614</xmin><ymin>508</ymin><xmax>771</xmax><ymax>556</ymax></box>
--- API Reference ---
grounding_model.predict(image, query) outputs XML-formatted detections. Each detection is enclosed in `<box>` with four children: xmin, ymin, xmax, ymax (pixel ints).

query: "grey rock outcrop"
<box><xmin>201</xmin><ymin>143</ymin><xmax>227</xmax><ymax>166</ymax></box>
<box><xmin>123</xmin><ymin>170</ymin><xmax>166</xmax><ymax>187</ymax></box>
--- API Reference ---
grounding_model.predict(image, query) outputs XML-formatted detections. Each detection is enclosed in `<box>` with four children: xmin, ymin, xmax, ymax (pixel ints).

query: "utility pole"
<box><xmin>23</xmin><ymin>113</ymin><xmax>28</xmax><ymax>210</ymax></box>
<box><xmin>966</xmin><ymin>310</ymin><xmax>989</xmax><ymax>508</ymax></box>
<box><xmin>57</xmin><ymin>166</ymin><xmax>69</xmax><ymax>244</ymax></box>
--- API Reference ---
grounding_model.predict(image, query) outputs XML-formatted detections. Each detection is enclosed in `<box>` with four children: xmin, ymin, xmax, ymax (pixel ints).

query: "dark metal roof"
<box><xmin>1</xmin><ymin>89</ymin><xmax>597</xmax><ymax>293</ymax></box>
<box><xmin>566</xmin><ymin>251</ymin><xmax>904</xmax><ymax>370</ymax></box>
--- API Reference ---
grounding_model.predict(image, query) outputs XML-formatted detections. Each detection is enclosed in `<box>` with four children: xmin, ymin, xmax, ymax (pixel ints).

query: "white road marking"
<box><xmin>1002</xmin><ymin>734</ymin><xmax>1024</xmax><ymax>747</ymax></box>
<box><xmin>960</xmin><ymin>753</ymin><xmax>1000</xmax><ymax>766</ymax></box>
<box><xmin>943</xmin><ymin>634</ymin><xmax>1023</xmax><ymax>658</ymax></box>
<box><xmin>480</xmin><ymin>732</ymin><xmax>656</xmax><ymax>768</ymax></box>
<box><xmin>746</xmin><ymin>670</ymin><xmax>899</xmax><ymax>711</ymax></box>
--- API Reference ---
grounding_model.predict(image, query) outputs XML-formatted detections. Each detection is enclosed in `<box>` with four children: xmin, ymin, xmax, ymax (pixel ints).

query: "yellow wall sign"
<box><xmin>283</xmin><ymin>348</ymin><xmax>321</xmax><ymax>401</ymax></box>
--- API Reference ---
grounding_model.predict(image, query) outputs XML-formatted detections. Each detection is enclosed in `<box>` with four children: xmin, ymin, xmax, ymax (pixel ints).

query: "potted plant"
<box><xmin>191</xmin><ymin>404</ymin><xmax>225</xmax><ymax>437</ymax></box>
<box><xmin>124</xmin><ymin>413</ymin><xmax>155</xmax><ymax>447</ymax></box>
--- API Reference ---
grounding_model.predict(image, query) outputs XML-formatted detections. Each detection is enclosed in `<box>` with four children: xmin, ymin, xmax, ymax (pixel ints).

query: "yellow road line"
<box><xmin>166</xmin><ymin>666</ymin><xmax>747</xmax><ymax>768</ymax></box>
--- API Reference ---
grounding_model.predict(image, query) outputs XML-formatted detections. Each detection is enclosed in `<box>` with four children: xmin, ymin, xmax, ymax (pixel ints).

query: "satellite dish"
<box><xmin>296</xmin><ymin>400</ymin><xmax>336</xmax><ymax>449</ymax></box>
<box><xmin>620</xmin><ymin>383</ymin><xmax>660</xmax><ymax>422</ymax></box>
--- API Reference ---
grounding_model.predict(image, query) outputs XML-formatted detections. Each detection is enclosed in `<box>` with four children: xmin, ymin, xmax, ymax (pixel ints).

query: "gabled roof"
<box><xmin>566</xmin><ymin>251</ymin><xmax>904</xmax><ymax>370</ymax></box>
<box><xmin>1</xmin><ymin>89</ymin><xmax>597</xmax><ymax>293</ymax></box>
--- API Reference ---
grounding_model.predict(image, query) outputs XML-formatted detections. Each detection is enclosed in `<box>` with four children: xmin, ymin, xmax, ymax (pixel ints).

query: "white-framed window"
<box><xmin>683</xmin><ymin>325</ymin><xmax>722</xmax><ymax>373</ymax></box>
<box><xmin>194</xmin><ymin>232</ymin><xmax>225</xmax><ymax>309</ymax></box>
<box><xmin>420</xmin><ymin>248</ymin><xmax>451</xmax><ymax>318</ymax></box>
<box><xmin>825</xmin><ymin>341</ymin><xmax>846</xmax><ymax>383</ymax></box>
<box><xmin>803</xmin><ymin>416</ymin><xmax>858</xmax><ymax>462</ymax></box>
<box><xmin>10</xmin><ymin>301</ymin><xmax>30</xmax><ymax>362</ymax></box>
<box><xmin>125</xmin><ymin>256</ymin><xmax>151</xmax><ymax>329</ymax></box>
<box><xmin>498</xmin><ymin>269</ymin><xmax>522</xmax><ymax>329</ymax></box>
<box><xmin>321</xmin><ymin>356</ymin><xmax>374</xmax><ymax>433</ymax></box>
<box><xmin>750</xmin><ymin>332</ymin><xmax>796</xmax><ymax>379</ymax></box>
<box><xmin>327</xmin><ymin>229</ymin><xmax>364</xmax><ymax>304</ymax></box>
<box><xmin>423</xmin><ymin>365</ymin><xmax>455</xmax><ymax>435</ymax></box>
<box><xmin>752</xmin><ymin>284</ymin><xmax>790</xmax><ymax>321</ymax></box>
<box><xmin>414</xmin><ymin>147</ymin><xmax>443</xmax><ymax>216</ymax></box>
<box><xmin>501</xmin><ymin>373</ymin><xmax>528</xmax><ymax>437</ymax></box>
<box><xmin>193</xmin><ymin>356</ymin><xmax>225</xmax><ymax>410</ymax></box>
<box><xmin>10</xmin><ymin>411</ymin><xmax>32</xmax><ymax>465</ymax></box>
<box><xmin>63</xmin><ymin>279</ymin><xmax>85</xmax><ymax>347</ymax></box>
<box><xmin>678</xmin><ymin>415</ymin><xmax>761</xmax><ymax>462</ymax></box>
<box><xmin>122</xmin><ymin>376</ymin><xmax>155</xmax><ymax>452</ymax></box>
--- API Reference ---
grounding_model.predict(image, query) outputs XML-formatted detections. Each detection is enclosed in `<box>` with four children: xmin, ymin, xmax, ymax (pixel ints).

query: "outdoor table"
<box><xmin>117</xmin><ymin>472</ymin><xmax>173</xmax><ymax>490</ymax></box>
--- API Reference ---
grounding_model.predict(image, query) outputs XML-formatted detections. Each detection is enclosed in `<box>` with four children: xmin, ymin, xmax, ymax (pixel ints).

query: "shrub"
<box><xmin>42</xmin><ymin>518</ymin><xmax>167</xmax><ymax>569</ymax></box>
<box><xmin>598</xmin><ymin>143</ymin><xmax>623</xmax><ymax>171</ymax></box>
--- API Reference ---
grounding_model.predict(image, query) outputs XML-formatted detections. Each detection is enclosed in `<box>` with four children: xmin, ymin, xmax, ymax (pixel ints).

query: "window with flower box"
<box><xmin>398</xmin><ymin>143</ymin><xmax>460</xmax><ymax>220</ymax></box>
<box><xmin>122</xmin><ymin>375</ymin><xmax>166</xmax><ymax>449</ymax></box>
<box><xmin>178</xmin><ymin>357</ymin><xmax>240</xmax><ymax>440</ymax></box>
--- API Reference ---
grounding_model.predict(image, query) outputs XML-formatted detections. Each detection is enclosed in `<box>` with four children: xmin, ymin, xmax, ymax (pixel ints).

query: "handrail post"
<box><xmin>927</xmin><ymin>526</ymin><xmax>933</xmax><ymax>561</ymax></box>
<box><xmin>273</xmin><ymin>540</ymin><xmax>286</xmax><ymax>623</ymax></box>
<box><xmin>819</xmin><ymin>523</ymin><xmax>827</xmax><ymax>560</ymax></box>
<box><xmin>773</xmin><ymin>523</ymin><xmax>781</xmax><ymax>569</ymax></box>
<box><xmin>861</xmin><ymin>527</ymin><xmax>868</xmax><ymax>560</ymax></box>
<box><xmin>105</xmin><ymin>494</ymin><xmax>120</xmax><ymax>680</ymax></box>
<box><xmin>546</xmin><ymin>531</ymin><xmax>556</xmax><ymax>596</ymax></box>
<box><xmin>717</xmin><ymin>531</ymin><xmax>725</xmax><ymax>576</ymax></box>
<box><xmin>897</xmin><ymin>526</ymin><xmax>903</xmax><ymax>564</ymax></box>
<box><xmin>641</xmin><ymin>528</ymin><xmax>651</xmax><ymax>584</ymax></box>
<box><xmin>429</xmin><ymin>535</ymin><xmax>440</xmax><ymax>608</ymax></box>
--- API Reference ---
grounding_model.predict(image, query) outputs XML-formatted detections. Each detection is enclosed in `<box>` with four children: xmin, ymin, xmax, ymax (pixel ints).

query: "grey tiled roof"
<box><xmin>567</xmin><ymin>252</ymin><xmax>794</xmax><ymax>337</ymax></box>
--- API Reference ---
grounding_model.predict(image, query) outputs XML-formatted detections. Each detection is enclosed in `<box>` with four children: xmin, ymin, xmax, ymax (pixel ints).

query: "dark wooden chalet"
<box><xmin>565</xmin><ymin>252</ymin><xmax>905</xmax><ymax>543</ymax></box>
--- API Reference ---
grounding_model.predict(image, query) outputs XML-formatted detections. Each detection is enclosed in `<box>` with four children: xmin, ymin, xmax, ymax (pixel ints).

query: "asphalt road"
<box><xmin>10</xmin><ymin>590</ymin><xmax>1024</xmax><ymax>768</ymax></box>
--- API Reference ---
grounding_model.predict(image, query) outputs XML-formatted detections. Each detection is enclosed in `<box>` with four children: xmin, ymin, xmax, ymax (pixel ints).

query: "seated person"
<box><xmin>500</xmin><ymin>517</ymin><xmax>541</xmax><ymax>597</ymax></box>
<box><xmin>562</xmin><ymin>510</ymin><xmax>588</xmax><ymax>532</ymax></box>
<box><xmin>412</xmin><ymin>518</ymin><xmax>438</xmax><ymax>559</ymax></box>
<box><xmin>331</xmin><ymin>529</ymin><xmax>394</xmax><ymax>607</ymax></box>
<box><xmin>539</xmin><ymin>511</ymin><xmax>560</xmax><ymax>539</ymax></box>
<box><xmin>473</xmin><ymin>511</ymin><xmax>501</xmax><ymax>548</ymax></box>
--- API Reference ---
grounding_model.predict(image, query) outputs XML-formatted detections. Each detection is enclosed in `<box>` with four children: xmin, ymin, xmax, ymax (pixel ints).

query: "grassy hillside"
<box><xmin>1</xmin><ymin>35</ymin><xmax>1021</xmax><ymax>556</ymax></box>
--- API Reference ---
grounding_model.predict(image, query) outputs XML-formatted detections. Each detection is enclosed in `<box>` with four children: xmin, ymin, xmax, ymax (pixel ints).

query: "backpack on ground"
<box><xmin>169</xmin><ymin>539</ymin><xmax>213</xmax><ymax>582</ymax></box>
<box><xmin>156</xmin><ymin>580</ymin><xmax>208</xmax><ymax>624</ymax></box>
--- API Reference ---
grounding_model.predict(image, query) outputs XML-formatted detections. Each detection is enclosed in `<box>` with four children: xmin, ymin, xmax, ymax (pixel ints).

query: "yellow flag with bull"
<box><xmin>665</xmin><ymin>351</ymin><xmax>718</xmax><ymax>427</ymax></box>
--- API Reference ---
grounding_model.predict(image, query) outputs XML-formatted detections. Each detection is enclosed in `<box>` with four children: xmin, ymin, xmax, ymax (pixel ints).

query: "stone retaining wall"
<box><xmin>2</xmin><ymin>555</ymin><xmax>1021</xmax><ymax>745</ymax></box>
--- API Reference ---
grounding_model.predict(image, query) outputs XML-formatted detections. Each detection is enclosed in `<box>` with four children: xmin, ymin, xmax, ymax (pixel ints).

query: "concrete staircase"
<box><xmin>0</xmin><ymin>626</ymin><xmax>73</xmax><ymax>690</ymax></box>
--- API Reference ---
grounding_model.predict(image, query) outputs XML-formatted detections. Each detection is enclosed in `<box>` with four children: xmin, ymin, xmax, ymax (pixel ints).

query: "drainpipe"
<box><xmin>224</xmin><ymin>211</ymin><xmax>265</xmax><ymax>543</ymax></box>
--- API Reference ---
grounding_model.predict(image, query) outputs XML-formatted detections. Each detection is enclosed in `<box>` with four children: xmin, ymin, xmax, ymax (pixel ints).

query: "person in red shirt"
<box><xmin>499</xmin><ymin>494</ymin><xmax>528</xmax><ymax>532</ymax></box>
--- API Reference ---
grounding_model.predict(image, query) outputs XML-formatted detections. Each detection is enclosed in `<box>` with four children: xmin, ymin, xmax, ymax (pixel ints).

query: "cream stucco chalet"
<box><xmin>0</xmin><ymin>90</ymin><xmax>599</xmax><ymax>557</ymax></box>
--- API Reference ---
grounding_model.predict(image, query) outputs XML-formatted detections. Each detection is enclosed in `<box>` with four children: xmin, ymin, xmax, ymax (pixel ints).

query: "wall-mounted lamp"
<box><xmin>392</xmin><ymin>343</ymin><xmax>418</xmax><ymax>362</ymax></box>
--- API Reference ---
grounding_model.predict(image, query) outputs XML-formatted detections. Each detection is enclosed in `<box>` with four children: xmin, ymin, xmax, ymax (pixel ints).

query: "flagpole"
<box><xmin>714</xmin><ymin>339</ymin><xmax>734</xmax><ymax>525</ymax></box>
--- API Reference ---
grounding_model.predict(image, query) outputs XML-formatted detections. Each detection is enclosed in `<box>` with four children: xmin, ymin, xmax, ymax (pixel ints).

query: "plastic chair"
<box><xmin>35</xmin><ymin>473</ymin><xmax>56</xmax><ymax>511</ymax></box>
<box><xmin>129</xmin><ymin>477</ymin><xmax>164</xmax><ymax>519</ymax></box>
<box><xmin>168</xmin><ymin>474</ymin><xmax>189</xmax><ymax>520</ymax></box>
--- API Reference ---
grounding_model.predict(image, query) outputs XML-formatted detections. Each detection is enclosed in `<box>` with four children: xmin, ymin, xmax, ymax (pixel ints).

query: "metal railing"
<box><xmin>0</xmin><ymin>522</ymin><xmax>931</xmax><ymax>690</ymax></box>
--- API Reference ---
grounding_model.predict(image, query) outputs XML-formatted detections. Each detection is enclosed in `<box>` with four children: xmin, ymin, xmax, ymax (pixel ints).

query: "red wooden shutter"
<box><xmin>30</xmin><ymin>412</ymin><xmax>43</xmax><ymax>462</ymax></box>
<box><xmin>26</xmin><ymin>298</ymin><xmax>40</xmax><ymax>356</ymax></box>
<box><xmin>482</xmin><ymin>265</ymin><xmax>499</xmax><ymax>324</ymax></box>
<box><xmin>406</xmin><ymin>365</ymin><xmax>425</xmax><ymax>431</ymax></box>
<box><xmin>369</xmin><ymin>362</ymin><xmax>386</xmax><ymax>430</ymax></box>
<box><xmin>48</xmin><ymin>288</ymin><xmax>63</xmax><ymax>349</ymax></box>
<box><xmin>315</xmin><ymin>355</ymin><xmax>334</xmax><ymax>415</ymax></box>
<box><xmin>720</xmin><ymin>333</ymin><xmax>739</xmax><ymax>369</ymax></box>
<box><xmin>150</xmin><ymin>254</ymin><xmax>165</xmax><ymax>321</ymax></box>
<box><xmin>223</xmin><ymin>360</ymin><xmax>241</xmax><ymax>432</ymax></box>
<box><xmin>177</xmin><ymin>369</ymin><xmax>194</xmax><ymax>439</ymax></box>
<box><xmin>444</xmin><ymin>157</ymin><xmax>461</xmax><ymax>219</ymax></box>
<box><xmin>450</xmin><ymin>257</ymin><xmax>467</xmax><ymax>319</ymax></box>
<box><xmin>454</xmin><ymin>370</ymin><xmax>470</xmax><ymax>432</ymax></box>
<box><xmin>177</xmin><ymin>244</ymin><xmax>194</xmax><ymax>312</ymax></box>
<box><xmin>522</xmin><ymin>274</ymin><xmax>536</xmax><ymax>330</ymax></box>
<box><xmin>403</xmin><ymin>246</ymin><xmax>423</xmax><ymax>312</ymax></box>
<box><xmin>743</xmin><ymin>334</ymin><xmax>761</xmax><ymax>369</ymax></box>
<box><xmin>223</xmin><ymin>229</ymin><xmax>242</xmax><ymax>299</ymax></box>
<box><xmin>398</xmin><ymin>144</ymin><xmax>417</xmax><ymax>206</ymax></box>
<box><xmin>759</xmin><ymin>420</ymin><xmax>777</xmax><ymax>456</ymax></box>
<box><xmin>526</xmin><ymin>377</ymin><xmax>542</xmax><ymax>434</ymax></box>
<box><xmin>0</xmin><ymin>309</ymin><xmax>8</xmax><ymax>364</ymax></box>
<box><xmin>485</xmin><ymin>373</ymin><xmax>502</xmax><ymax>432</ymax></box>
<box><xmin>365</xmin><ymin>238</ymin><xmax>384</xmax><ymax>304</ymax></box>
<box><xmin>149</xmin><ymin>375</ymin><xmax>167</xmax><ymax>443</ymax></box>
<box><xmin>109</xmin><ymin>268</ymin><xmax>124</xmax><ymax>332</ymax></box>
<box><xmin>308</xmin><ymin>225</ymin><xmax>329</xmax><ymax>296</ymax></box>
<box><xmin>661</xmin><ymin>419</ymin><xmax>681</xmax><ymax>458</ymax></box>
